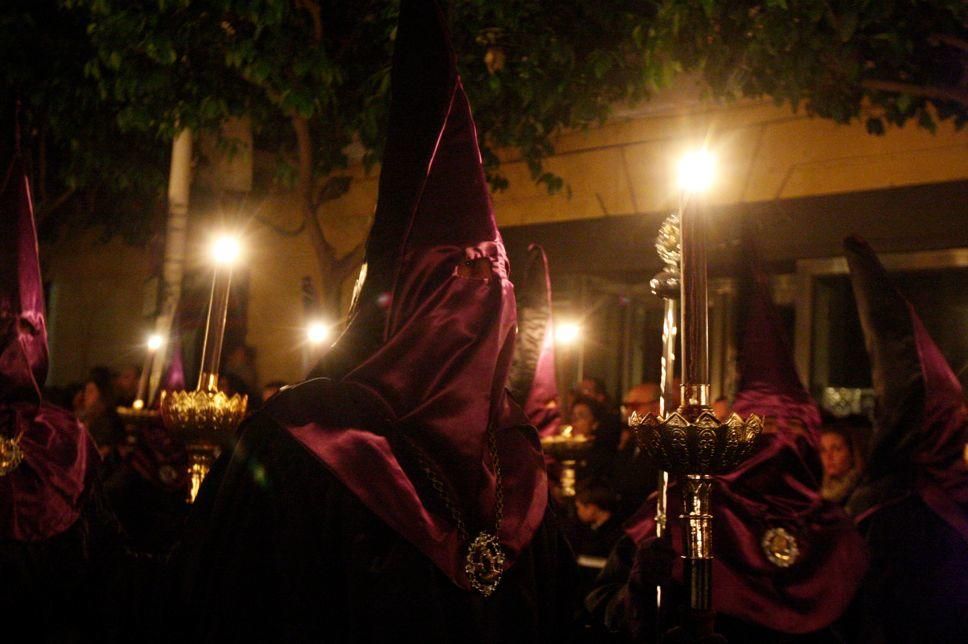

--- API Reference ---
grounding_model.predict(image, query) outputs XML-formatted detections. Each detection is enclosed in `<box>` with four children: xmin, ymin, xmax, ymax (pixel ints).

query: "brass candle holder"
<box><xmin>159</xmin><ymin>234</ymin><xmax>247</xmax><ymax>502</ymax></box>
<box><xmin>116</xmin><ymin>405</ymin><xmax>162</xmax><ymax>426</ymax></box>
<box><xmin>631</xmin><ymin>152</ymin><xmax>762</xmax><ymax>640</ymax></box>
<box><xmin>540</xmin><ymin>425</ymin><xmax>594</xmax><ymax>497</ymax></box>
<box><xmin>160</xmin><ymin>387</ymin><xmax>247</xmax><ymax>502</ymax></box>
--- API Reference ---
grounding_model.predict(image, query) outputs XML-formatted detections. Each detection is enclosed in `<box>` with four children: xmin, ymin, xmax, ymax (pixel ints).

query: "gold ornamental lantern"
<box><xmin>160</xmin><ymin>235</ymin><xmax>248</xmax><ymax>501</ymax></box>
<box><xmin>539</xmin><ymin>425</ymin><xmax>594</xmax><ymax>498</ymax></box>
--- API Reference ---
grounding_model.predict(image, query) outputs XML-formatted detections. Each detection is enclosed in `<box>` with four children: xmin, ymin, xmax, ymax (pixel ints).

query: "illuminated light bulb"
<box><xmin>555</xmin><ymin>322</ymin><xmax>581</xmax><ymax>345</ymax></box>
<box><xmin>306</xmin><ymin>321</ymin><xmax>332</xmax><ymax>345</ymax></box>
<box><xmin>147</xmin><ymin>334</ymin><xmax>164</xmax><ymax>351</ymax></box>
<box><xmin>211</xmin><ymin>235</ymin><xmax>242</xmax><ymax>266</ymax></box>
<box><xmin>677</xmin><ymin>149</ymin><xmax>716</xmax><ymax>194</ymax></box>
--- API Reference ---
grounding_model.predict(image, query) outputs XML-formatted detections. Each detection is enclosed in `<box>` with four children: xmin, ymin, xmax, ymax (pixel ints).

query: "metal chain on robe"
<box><xmin>402</xmin><ymin>425</ymin><xmax>506</xmax><ymax>597</ymax></box>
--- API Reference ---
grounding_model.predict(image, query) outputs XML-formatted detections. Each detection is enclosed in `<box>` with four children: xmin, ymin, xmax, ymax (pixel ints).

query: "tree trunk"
<box><xmin>148</xmin><ymin>127</ymin><xmax>192</xmax><ymax>402</ymax></box>
<box><xmin>291</xmin><ymin>115</ymin><xmax>364</xmax><ymax>329</ymax></box>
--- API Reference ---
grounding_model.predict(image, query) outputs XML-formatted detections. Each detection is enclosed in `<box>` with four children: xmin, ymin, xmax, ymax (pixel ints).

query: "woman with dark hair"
<box><xmin>820</xmin><ymin>418</ymin><xmax>866</xmax><ymax>505</ymax></box>
<box><xmin>571</xmin><ymin>396</ymin><xmax>621</xmax><ymax>486</ymax></box>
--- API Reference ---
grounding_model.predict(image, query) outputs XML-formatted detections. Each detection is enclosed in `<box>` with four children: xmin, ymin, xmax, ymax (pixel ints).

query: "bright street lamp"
<box><xmin>555</xmin><ymin>321</ymin><xmax>582</xmax><ymax>346</ymax></box>
<box><xmin>306</xmin><ymin>321</ymin><xmax>332</xmax><ymax>345</ymax></box>
<box><xmin>210</xmin><ymin>235</ymin><xmax>242</xmax><ymax>266</ymax></box>
<box><xmin>677</xmin><ymin>149</ymin><xmax>716</xmax><ymax>194</ymax></box>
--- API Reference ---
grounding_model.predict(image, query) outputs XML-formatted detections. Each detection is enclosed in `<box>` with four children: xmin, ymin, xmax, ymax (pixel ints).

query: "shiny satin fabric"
<box><xmin>280</xmin><ymin>243</ymin><xmax>548</xmax><ymax>589</ymax></box>
<box><xmin>274</xmin><ymin>0</ymin><xmax>547</xmax><ymax>591</ymax></box>
<box><xmin>844</xmin><ymin>236</ymin><xmax>968</xmax><ymax>543</ymax></box>
<box><xmin>0</xmin><ymin>402</ymin><xmax>95</xmax><ymax>541</ymax></box>
<box><xmin>0</xmin><ymin>158</ymin><xmax>48</xmax><ymax>403</ymax></box>
<box><xmin>627</xmin><ymin>432</ymin><xmax>867</xmax><ymax>634</ymax></box>
<box><xmin>732</xmin><ymin>236</ymin><xmax>822</xmax><ymax>437</ymax></box>
<box><xmin>508</xmin><ymin>244</ymin><xmax>561</xmax><ymax>437</ymax></box>
<box><xmin>0</xmin><ymin>156</ymin><xmax>96</xmax><ymax>542</ymax></box>
<box><xmin>623</xmin><ymin>250</ymin><xmax>867</xmax><ymax>633</ymax></box>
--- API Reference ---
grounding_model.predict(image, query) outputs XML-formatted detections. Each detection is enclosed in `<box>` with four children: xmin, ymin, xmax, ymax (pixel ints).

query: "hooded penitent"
<box><xmin>0</xmin><ymin>155</ymin><xmax>95</xmax><ymax>541</ymax></box>
<box><xmin>508</xmin><ymin>244</ymin><xmax>561</xmax><ymax>437</ymax></box>
<box><xmin>269</xmin><ymin>0</ymin><xmax>546</xmax><ymax>591</ymax></box>
<box><xmin>843</xmin><ymin>236</ymin><xmax>968</xmax><ymax>542</ymax></box>
<box><xmin>625</xmin><ymin>248</ymin><xmax>867</xmax><ymax>634</ymax></box>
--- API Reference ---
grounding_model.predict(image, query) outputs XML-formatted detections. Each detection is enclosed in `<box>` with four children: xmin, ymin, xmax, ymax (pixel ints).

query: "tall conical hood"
<box><xmin>1</xmin><ymin>155</ymin><xmax>96</xmax><ymax>542</ymax></box>
<box><xmin>161</xmin><ymin>327</ymin><xmax>186</xmax><ymax>394</ymax></box>
<box><xmin>732</xmin><ymin>238</ymin><xmax>821</xmax><ymax>438</ymax></box>
<box><xmin>508</xmin><ymin>244</ymin><xmax>561</xmax><ymax>436</ymax></box>
<box><xmin>843</xmin><ymin>236</ymin><xmax>968</xmax><ymax>541</ymax></box>
<box><xmin>273</xmin><ymin>0</ymin><xmax>546</xmax><ymax>593</ymax></box>
<box><xmin>316</xmin><ymin>0</ymin><xmax>498</xmax><ymax>378</ymax></box>
<box><xmin>0</xmin><ymin>155</ymin><xmax>48</xmax><ymax>402</ymax></box>
<box><xmin>626</xmin><ymin>240</ymin><xmax>866</xmax><ymax>634</ymax></box>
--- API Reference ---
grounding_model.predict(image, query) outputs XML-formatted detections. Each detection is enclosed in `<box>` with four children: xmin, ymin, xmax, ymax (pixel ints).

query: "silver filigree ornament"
<box><xmin>465</xmin><ymin>531</ymin><xmax>506</xmax><ymax>597</ymax></box>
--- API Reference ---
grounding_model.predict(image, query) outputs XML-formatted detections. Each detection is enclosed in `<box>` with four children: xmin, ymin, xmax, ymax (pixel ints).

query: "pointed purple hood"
<box><xmin>0</xmin><ymin>156</ymin><xmax>48</xmax><ymax>402</ymax></box>
<box><xmin>625</xmin><ymin>245</ymin><xmax>867</xmax><ymax>634</ymax></box>
<box><xmin>508</xmin><ymin>244</ymin><xmax>561</xmax><ymax>436</ymax></box>
<box><xmin>732</xmin><ymin>244</ymin><xmax>822</xmax><ymax>438</ymax></box>
<box><xmin>0</xmin><ymin>156</ymin><xmax>95</xmax><ymax>541</ymax></box>
<box><xmin>270</xmin><ymin>0</ymin><xmax>546</xmax><ymax>591</ymax></box>
<box><xmin>844</xmin><ymin>235</ymin><xmax>968</xmax><ymax>542</ymax></box>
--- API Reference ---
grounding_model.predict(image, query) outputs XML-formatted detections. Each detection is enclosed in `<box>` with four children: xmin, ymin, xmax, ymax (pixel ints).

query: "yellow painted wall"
<box><xmin>44</xmin><ymin>234</ymin><xmax>153</xmax><ymax>385</ymax></box>
<box><xmin>318</xmin><ymin>99</ymin><xmax>968</xmax><ymax>228</ymax></box>
<box><xmin>43</xmin><ymin>98</ymin><xmax>968</xmax><ymax>387</ymax></box>
<box><xmin>241</xmin><ymin>186</ymin><xmax>373</xmax><ymax>386</ymax></box>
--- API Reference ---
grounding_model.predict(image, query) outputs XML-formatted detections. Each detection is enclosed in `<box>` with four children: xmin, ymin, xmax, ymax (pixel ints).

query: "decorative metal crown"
<box><xmin>630</xmin><ymin>409</ymin><xmax>762</xmax><ymax>475</ymax></box>
<box><xmin>159</xmin><ymin>389</ymin><xmax>248</xmax><ymax>447</ymax></box>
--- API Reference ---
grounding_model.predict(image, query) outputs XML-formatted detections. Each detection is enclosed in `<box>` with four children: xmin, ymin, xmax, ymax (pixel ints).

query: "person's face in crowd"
<box><xmin>577</xmin><ymin>378</ymin><xmax>607</xmax><ymax>403</ymax></box>
<box><xmin>820</xmin><ymin>431</ymin><xmax>853</xmax><ymax>478</ymax></box>
<box><xmin>575</xmin><ymin>500</ymin><xmax>598</xmax><ymax>525</ymax></box>
<box><xmin>571</xmin><ymin>402</ymin><xmax>599</xmax><ymax>437</ymax></box>
<box><xmin>115</xmin><ymin>366</ymin><xmax>139</xmax><ymax>399</ymax></box>
<box><xmin>621</xmin><ymin>383</ymin><xmax>661</xmax><ymax>422</ymax></box>
<box><xmin>81</xmin><ymin>381</ymin><xmax>102</xmax><ymax>413</ymax></box>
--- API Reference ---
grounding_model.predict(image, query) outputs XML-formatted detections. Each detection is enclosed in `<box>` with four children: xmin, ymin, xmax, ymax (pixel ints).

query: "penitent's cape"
<box><xmin>0</xmin><ymin>155</ymin><xmax>95</xmax><ymax>543</ymax></box>
<box><xmin>841</xmin><ymin>236</ymin><xmax>968</xmax><ymax>642</ymax></box>
<box><xmin>170</xmin><ymin>2</ymin><xmax>575</xmax><ymax>641</ymax></box>
<box><xmin>843</xmin><ymin>236</ymin><xmax>968</xmax><ymax>539</ymax></box>
<box><xmin>624</xmin><ymin>248</ymin><xmax>867</xmax><ymax>635</ymax></box>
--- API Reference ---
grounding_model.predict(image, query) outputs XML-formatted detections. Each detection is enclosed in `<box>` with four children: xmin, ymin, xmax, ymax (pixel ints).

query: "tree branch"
<box><xmin>861</xmin><ymin>79</ymin><xmax>968</xmax><ymax>108</ymax></box>
<box><xmin>253</xmin><ymin>213</ymin><xmax>306</xmax><ymax>237</ymax></box>
<box><xmin>334</xmin><ymin>240</ymin><xmax>365</xmax><ymax>279</ymax></box>
<box><xmin>292</xmin><ymin>114</ymin><xmax>337</xmax><ymax>267</ymax></box>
